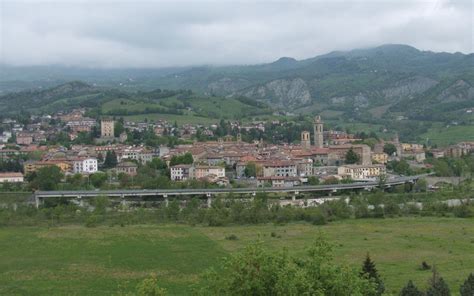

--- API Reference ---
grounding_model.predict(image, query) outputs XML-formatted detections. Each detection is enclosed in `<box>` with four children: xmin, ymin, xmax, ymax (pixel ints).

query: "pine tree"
<box><xmin>426</xmin><ymin>269</ymin><xmax>450</xmax><ymax>296</ymax></box>
<box><xmin>361</xmin><ymin>253</ymin><xmax>385</xmax><ymax>295</ymax></box>
<box><xmin>460</xmin><ymin>273</ymin><xmax>474</xmax><ymax>296</ymax></box>
<box><xmin>400</xmin><ymin>280</ymin><xmax>423</xmax><ymax>296</ymax></box>
<box><xmin>103</xmin><ymin>151</ymin><xmax>118</xmax><ymax>168</ymax></box>
<box><xmin>345</xmin><ymin>148</ymin><xmax>360</xmax><ymax>164</ymax></box>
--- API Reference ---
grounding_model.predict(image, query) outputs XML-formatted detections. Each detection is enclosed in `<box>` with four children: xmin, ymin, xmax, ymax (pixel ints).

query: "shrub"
<box><xmin>85</xmin><ymin>215</ymin><xmax>99</xmax><ymax>228</ymax></box>
<box><xmin>420</xmin><ymin>261</ymin><xmax>431</xmax><ymax>270</ymax></box>
<box><xmin>453</xmin><ymin>203</ymin><xmax>473</xmax><ymax>218</ymax></box>
<box><xmin>225</xmin><ymin>234</ymin><xmax>238</xmax><ymax>241</ymax></box>
<box><xmin>136</xmin><ymin>273</ymin><xmax>167</xmax><ymax>296</ymax></box>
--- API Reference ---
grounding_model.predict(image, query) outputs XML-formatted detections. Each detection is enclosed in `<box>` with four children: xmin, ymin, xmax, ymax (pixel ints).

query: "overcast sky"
<box><xmin>0</xmin><ymin>0</ymin><xmax>472</xmax><ymax>68</ymax></box>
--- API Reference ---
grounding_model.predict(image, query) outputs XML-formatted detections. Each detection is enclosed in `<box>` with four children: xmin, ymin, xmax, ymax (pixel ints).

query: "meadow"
<box><xmin>0</xmin><ymin>217</ymin><xmax>473</xmax><ymax>295</ymax></box>
<box><xmin>421</xmin><ymin>124</ymin><xmax>474</xmax><ymax>146</ymax></box>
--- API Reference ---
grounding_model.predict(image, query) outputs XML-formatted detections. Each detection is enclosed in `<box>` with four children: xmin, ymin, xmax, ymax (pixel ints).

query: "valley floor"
<box><xmin>0</xmin><ymin>217</ymin><xmax>473</xmax><ymax>295</ymax></box>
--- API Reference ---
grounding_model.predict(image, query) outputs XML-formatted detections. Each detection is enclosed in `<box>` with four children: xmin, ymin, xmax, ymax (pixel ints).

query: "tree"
<box><xmin>345</xmin><ymin>148</ymin><xmax>360</xmax><ymax>164</ymax></box>
<box><xmin>244</xmin><ymin>162</ymin><xmax>257</xmax><ymax>177</ymax></box>
<box><xmin>413</xmin><ymin>179</ymin><xmax>427</xmax><ymax>192</ymax></box>
<box><xmin>307</xmin><ymin>176</ymin><xmax>320</xmax><ymax>185</ymax></box>
<box><xmin>33</xmin><ymin>166</ymin><xmax>63</xmax><ymax>190</ymax></box>
<box><xmin>361</xmin><ymin>253</ymin><xmax>385</xmax><ymax>295</ymax></box>
<box><xmin>136</xmin><ymin>273</ymin><xmax>167</xmax><ymax>296</ymax></box>
<box><xmin>196</xmin><ymin>238</ymin><xmax>375</xmax><ymax>296</ymax></box>
<box><xmin>103</xmin><ymin>151</ymin><xmax>118</xmax><ymax>168</ymax></box>
<box><xmin>460</xmin><ymin>273</ymin><xmax>474</xmax><ymax>296</ymax></box>
<box><xmin>150</xmin><ymin>157</ymin><xmax>167</xmax><ymax>171</ymax></box>
<box><xmin>383</xmin><ymin>143</ymin><xmax>397</xmax><ymax>156</ymax></box>
<box><xmin>426</xmin><ymin>269</ymin><xmax>450</xmax><ymax>296</ymax></box>
<box><xmin>400</xmin><ymin>280</ymin><xmax>423</xmax><ymax>296</ymax></box>
<box><xmin>169</xmin><ymin>153</ymin><xmax>193</xmax><ymax>166</ymax></box>
<box><xmin>89</xmin><ymin>172</ymin><xmax>108</xmax><ymax>188</ymax></box>
<box><xmin>377</xmin><ymin>174</ymin><xmax>387</xmax><ymax>189</ymax></box>
<box><xmin>114</xmin><ymin>119</ymin><xmax>125</xmax><ymax>137</ymax></box>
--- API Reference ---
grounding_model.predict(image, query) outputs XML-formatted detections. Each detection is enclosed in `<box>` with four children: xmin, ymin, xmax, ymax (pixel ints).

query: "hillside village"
<box><xmin>0</xmin><ymin>108</ymin><xmax>473</xmax><ymax>189</ymax></box>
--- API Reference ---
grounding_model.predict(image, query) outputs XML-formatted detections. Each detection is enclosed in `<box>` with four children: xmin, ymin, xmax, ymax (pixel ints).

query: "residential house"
<box><xmin>170</xmin><ymin>164</ymin><xmax>193</xmax><ymax>181</ymax></box>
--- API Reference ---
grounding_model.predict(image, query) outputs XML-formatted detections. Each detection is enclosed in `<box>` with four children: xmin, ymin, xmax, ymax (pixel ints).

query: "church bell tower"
<box><xmin>313</xmin><ymin>115</ymin><xmax>324</xmax><ymax>148</ymax></box>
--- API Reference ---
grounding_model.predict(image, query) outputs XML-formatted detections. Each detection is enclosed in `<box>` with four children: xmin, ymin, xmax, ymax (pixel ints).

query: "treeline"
<box><xmin>121</xmin><ymin>239</ymin><xmax>474</xmax><ymax>295</ymax></box>
<box><xmin>105</xmin><ymin>106</ymin><xmax>184</xmax><ymax>116</ymax></box>
<box><xmin>195</xmin><ymin>241</ymin><xmax>474</xmax><ymax>296</ymax></box>
<box><xmin>0</xmin><ymin>158</ymin><xmax>22</xmax><ymax>172</ymax></box>
<box><xmin>1</xmin><ymin>186</ymin><xmax>472</xmax><ymax>227</ymax></box>
<box><xmin>426</xmin><ymin>155</ymin><xmax>474</xmax><ymax>177</ymax></box>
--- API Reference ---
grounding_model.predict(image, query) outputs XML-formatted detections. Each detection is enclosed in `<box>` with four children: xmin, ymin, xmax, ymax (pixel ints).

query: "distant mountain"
<box><xmin>1</xmin><ymin>44</ymin><xmax>473</xmax><ymax>120</ymax></box>
<box><xmin>0</xmin><ymin>81</ymin><xmax>102</xmax><ymax>113</ymax></box>
<box><xmin>158</xmin><ymin>44</ymin><xmax>474</xmax><ymax>119</ymax></box>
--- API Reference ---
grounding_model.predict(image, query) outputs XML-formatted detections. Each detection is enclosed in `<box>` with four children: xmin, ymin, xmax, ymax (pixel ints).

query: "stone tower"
<box><xmin>313</xmin><ymin>115</ymin><xmax>324</xmax><ymax>148</ymax></box>
<box><xmin>301</xmin><ymin>131</ymin><xmax>311</xmax><ymax>150</ymax></box>
<box><xmin>101</xmin><ymin>119</ymin><xmax>115</xmax><ymax>138</ymax></box>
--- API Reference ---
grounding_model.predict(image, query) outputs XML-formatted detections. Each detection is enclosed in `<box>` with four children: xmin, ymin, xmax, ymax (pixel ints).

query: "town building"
<box><xmin>116</xmin><ymin>161</ymin><xmax>138</xmax><ymax>176</ymax></box>
<box><xmin>72</xmin><ymin>158</ymin><xmax>98</xmax><ymax>174</ymax></box>
<box><xmin>257</xmin><ymin>176</ymin><xmax>301</xmax><ymax>188</ymax></box>
<box><xmin>313</xmin><ymin>115</ymin><xmax>324</xmax><ymax>148</ymax></box>
<box><xmin>301</xmin><ymin>131</ymin><xmax>311</xmax><ymax>150</ymax></box>
<box><xmin>193</xmin><ymin>165</ymin><xmax>225</xmax><ymax>179</ymax></box>
<box><xmin>262</xmin><ymin>161</ymin><xmax>297</xmax><ymax>177</ymax></box>
<box><xmin>0</xmin><ymin>172</ymin><xmax>24</xmax><ymax>183</ymax></box>
<box><xmin>170</xmin><ymin>164</ymin><xmax>193</xmax><ymax>181</ymax></box>
<box><xmin>337</xmin><ymin>164</ymin><xmax>386</xmax><ymax>181</ymax></box>
<box><xmin>24</xmin><ymin>160</ymin><xmax>71</xmax><ymax>174</ymax></box>
<box><xmin>101</xmin><ymin>119</ymin><xmax>115</xmax><ymax>138</ymax></box>
<box><xmin>372</xmin><ymin>152</ymin><xmax>388</xmax><ymax>164</ymax></box>
<box><xmin>16</xmin><ymin>133</ymin><xmax>33</xmax><ymax>145</ymax></box>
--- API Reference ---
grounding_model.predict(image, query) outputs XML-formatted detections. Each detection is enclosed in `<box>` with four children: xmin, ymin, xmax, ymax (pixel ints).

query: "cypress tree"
<box><xmin>361</xmin><ymin>253</ymin><xmax>385</xmax><ymax>295</ymax></box>
<box><xmin>426</xmin><ymin>269</ymin><xmax>450</xmax><ymax>296</ymax></box>
<box><xmin>400</xmin><ymin>280</ymin><xmax>423</xmax><ymax>296</ymax></box>
<box><xmin>460</xmin><ymin>273</ymin><xmax>474</xmax><ymax>296</ymax></box>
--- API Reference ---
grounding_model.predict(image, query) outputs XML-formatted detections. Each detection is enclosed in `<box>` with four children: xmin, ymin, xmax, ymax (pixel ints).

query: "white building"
<box><xmin>0</xmin><ymin>172</ymin><xmax>24</xmax><ymax>183</ymax></box>
<box><xmin>0</xmin><ymin>131</ymin><xmax>12</xmax><ymax>143</ymax></box>
<box><xmin>121</xmin><ymin>148</ymin><xmax>153</xmax><ymax>164</ymax></box>
<box><xmin>72</xmin><ymin>158</ymin><xmax>98</xmax><ymax>174</ymax></box>
<box><xmin>170</xmin><ymin>164</ymin><xmax>193</xmax><ymax>181</ymax></box>
<box><xmin>337</xmin><ymin>164</ymin><xmax>386</xmax><ymax>181</ymax></box>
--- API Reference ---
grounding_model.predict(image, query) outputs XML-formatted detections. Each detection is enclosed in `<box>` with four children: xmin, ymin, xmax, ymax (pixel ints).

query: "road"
<box><xmin>34</xmin><ymin>174</ymin><xmax>430</xmax><ymax>200</ymax></box>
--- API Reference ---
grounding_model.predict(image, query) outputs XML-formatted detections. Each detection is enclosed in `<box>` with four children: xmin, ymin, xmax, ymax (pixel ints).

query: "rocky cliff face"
<box><xmin>382</xmin><ymin>76</ymin><xmax>438</xmax><ymax>101</ymax></box>
<box><xmin>436</xmin><ymin>80</ymin><xmax>474</xmax><ymax>103</ymax></box>
<box><xmin>233</xmin><ymin>77</ymin><xmax>311</xmax><ymax>108</ymax></box>
<box><xmin>207</xmin><ymin>77</ymin><xmax>251</xmax><ymax>95</ymax></box>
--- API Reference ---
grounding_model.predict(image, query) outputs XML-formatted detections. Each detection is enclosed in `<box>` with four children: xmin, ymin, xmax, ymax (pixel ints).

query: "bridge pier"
<box><xmin>34</xmin><ymin>195</ymin><xmax>41</xmax><ymax>209</ymax></box>
<box><xmin>77</xmin><ymin>195</ymin><xmax>84</xmax><ymax>207</ymax></box>
<box><xmin>163</xmin><ymin>194</ymin><xmax>169</xmax><ymax>207</ymax></box>
<box><xmin>292</xmin><ymin>191</ymin><xmax>299</xmax><ymax>201</ymax></box>
<box><xmin>120</xmin><ymin>194</ymin><xmax>127</xmax><ymax>207</ymax></box>
<box><xmin>206</xmin><ymin>193</ymin><xmax>212</xmax><ymax>207</ymax></box>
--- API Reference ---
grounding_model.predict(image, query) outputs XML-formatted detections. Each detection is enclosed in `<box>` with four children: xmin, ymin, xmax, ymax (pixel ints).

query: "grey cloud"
<box><xmin>0</xmin><ymin>0</ymin><xmax>472</xmax><ymax>68</ymax></box>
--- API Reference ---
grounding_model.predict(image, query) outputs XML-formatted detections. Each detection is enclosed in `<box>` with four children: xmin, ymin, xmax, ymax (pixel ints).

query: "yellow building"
<box><xmin>24</xmin><ymin>161</ymin><xmax>71</xmax><ymax>174</ymax></box>
<box><xmin>371</xmin><ymin>152</ymin><xmax>388</xmax><ymax>164</ymax></box>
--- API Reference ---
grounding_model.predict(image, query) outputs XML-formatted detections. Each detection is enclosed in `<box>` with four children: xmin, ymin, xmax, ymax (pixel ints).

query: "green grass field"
<box><xmin>103</xmin><ymin>96</ymin><xmax>271</xmax><ymax>125</ymax></box>
<box><xmin>1</xmin><ymin>218</ymin><xmax>473</xmax><ymax>295</ymax></box>
<box><xmin>123</xmin><ymin>113</ymin><xmax>219</xmax><ymax>125</ymax></box>
<box><xmin>421</xmin><ymin>124</ymin><xmax>474</xmax><ymax>146</ymax></box>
